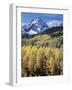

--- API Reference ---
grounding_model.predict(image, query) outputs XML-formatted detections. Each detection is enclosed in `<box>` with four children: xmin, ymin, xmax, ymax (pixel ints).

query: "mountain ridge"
<box><xmin>21</xmin><ymin>18</ymin><xmax>63</xmax><ymax>36</ymax></box>
<box><xmin>22</xmin><ymin>26</ymin><xmax>63</xmax><ymax>38</ymax></box>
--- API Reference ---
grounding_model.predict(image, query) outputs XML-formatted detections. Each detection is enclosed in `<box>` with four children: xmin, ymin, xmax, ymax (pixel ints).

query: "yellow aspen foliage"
<box><xmin>55</xmin><ymin>49</ymin><xmax>60</xmax><ymax>60</ymax></box>
<box><xmin>21</xmin><ymin>46</ymin><xmax>63</xmax><ymax>76</ymax></box>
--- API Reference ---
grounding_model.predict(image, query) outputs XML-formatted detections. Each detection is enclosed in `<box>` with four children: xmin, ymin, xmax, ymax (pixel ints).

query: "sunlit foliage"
<box><xmin>21</xmin><ymin>46</ymin><xmax>63</xmax><ymax>77</ymax></box>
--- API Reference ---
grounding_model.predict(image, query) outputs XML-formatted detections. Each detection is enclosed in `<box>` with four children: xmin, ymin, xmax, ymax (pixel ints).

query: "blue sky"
<box><xmin>21</xmin><ymin>12</ymin><xmax>63</xmax><ymax>25</ymax></box>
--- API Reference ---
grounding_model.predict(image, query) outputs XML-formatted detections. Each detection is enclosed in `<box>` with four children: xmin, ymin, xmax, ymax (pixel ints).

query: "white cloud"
<box><xmin>28</xmin><ymin>29</ymin><xmax>37</xmax><ymax>35</ymax></box>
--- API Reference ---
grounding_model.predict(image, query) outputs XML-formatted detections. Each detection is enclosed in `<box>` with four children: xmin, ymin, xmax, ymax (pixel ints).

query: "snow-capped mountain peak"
<box><xmin>21</xmin><ymin>18</ymin><xmax>63</xmax><ymax>35</ymax></box>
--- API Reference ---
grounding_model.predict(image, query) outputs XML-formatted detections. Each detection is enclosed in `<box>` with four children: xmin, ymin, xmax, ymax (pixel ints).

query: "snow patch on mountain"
<box><xmin>28</xmin><ymin>29</ymin><xmax>37</xmax><ymax>35</ymax></box>
<box><xmin>46</xmin><ymin>20</ymin><xmax>63</xmax><ymax>28</ymax></box>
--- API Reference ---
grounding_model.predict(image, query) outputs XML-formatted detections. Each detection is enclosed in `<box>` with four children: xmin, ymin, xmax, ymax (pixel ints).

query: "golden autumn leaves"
<box><xmin>21</xmin><ymin>46</ymin><xmax>63</xmax><ymax>77</ymax></box>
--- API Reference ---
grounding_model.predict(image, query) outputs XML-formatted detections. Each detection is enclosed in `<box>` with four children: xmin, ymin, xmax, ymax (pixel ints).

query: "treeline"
<box><xmin>22</xmin><ymin>34</ymin><xmax>63</xmax><ymax>48</ymax></box>
<box><xmin>21</xmin><ymin>46</ymin><xmax>63</xmax><ymax>77</ymax></box>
